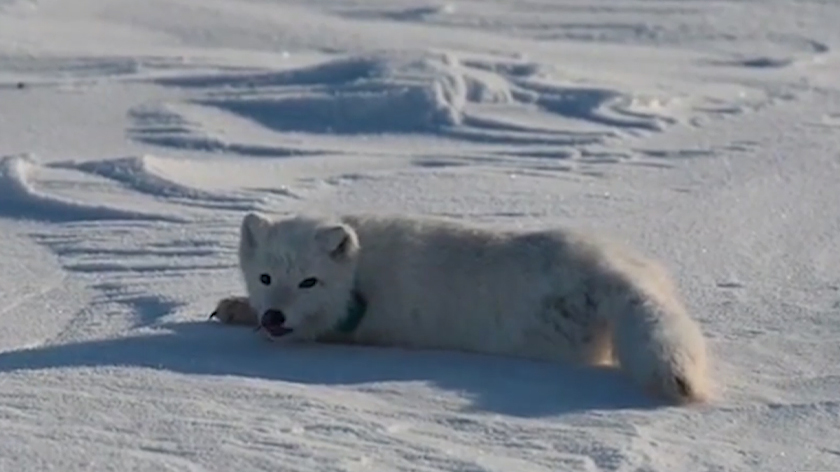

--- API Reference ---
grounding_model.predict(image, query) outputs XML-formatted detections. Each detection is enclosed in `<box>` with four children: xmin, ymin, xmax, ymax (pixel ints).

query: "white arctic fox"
<box><xmin>211</xmin><ymin>212</ymin><xmax>711</xmax><ymax>404</ymax></box>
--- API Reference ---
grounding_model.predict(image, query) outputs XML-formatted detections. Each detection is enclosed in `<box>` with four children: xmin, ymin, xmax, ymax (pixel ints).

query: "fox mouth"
<box><xmin>259</xmin><ymin>325</ymin><xmax>294</xmax><ymax>337</ymax></box>
<box><xmin>254</xmin><ymin>324</ymin><xmax>294</xmax><ymax>337</ymax></box>
<box><xmin>259</xmin><ymin>309</ymin><xmax>294</xmax><ymax>337</ymax></box>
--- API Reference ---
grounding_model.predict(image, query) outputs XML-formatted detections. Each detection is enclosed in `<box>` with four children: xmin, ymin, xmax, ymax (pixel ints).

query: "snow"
<box><xmin>1</xmin><ymin>0</ymin><xmax>839</xmax><ymax>470</ymax></box>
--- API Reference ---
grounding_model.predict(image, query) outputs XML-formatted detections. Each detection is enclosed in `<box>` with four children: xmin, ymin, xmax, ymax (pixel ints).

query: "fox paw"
<box><xmin>209</xmin><ymin>297</ymin><xmax>258</xmax><ymax>326</ymax></box>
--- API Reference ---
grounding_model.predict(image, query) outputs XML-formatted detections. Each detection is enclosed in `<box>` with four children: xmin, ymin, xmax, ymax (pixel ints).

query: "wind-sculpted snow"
<box><xmin>0</xmin><ymin>155</ymin><xmax>182</xmax><ymax>222</ymax></box>
<box><xmin>155</xmin><ymin>52</ymin><xmax>674</xmax><ymax>152</ymax></box>
<box><xmin>58</xmin><ymin>155</ymin><xmax>268</xmax><ymax>211</ymax></box>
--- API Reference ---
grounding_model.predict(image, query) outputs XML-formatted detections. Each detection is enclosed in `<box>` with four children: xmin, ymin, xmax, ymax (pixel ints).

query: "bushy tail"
<box><xmin>611</xmin><ymin>290</ymin><xmax>711</xmax><ymax>404</ymax></box>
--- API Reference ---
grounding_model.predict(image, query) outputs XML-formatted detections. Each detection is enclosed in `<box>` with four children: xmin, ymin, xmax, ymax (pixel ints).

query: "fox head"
<box><xmin>237</xmin><ymin>212</ymin><xmax>361</xmax><ymax>341</ymax></box>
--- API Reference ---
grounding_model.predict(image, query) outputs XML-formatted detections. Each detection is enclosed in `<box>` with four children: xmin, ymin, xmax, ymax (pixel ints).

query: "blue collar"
<box><xmin>335</xmin><ymin>291</ymin><xmax>367</xmax><ymax>334</ymax></box>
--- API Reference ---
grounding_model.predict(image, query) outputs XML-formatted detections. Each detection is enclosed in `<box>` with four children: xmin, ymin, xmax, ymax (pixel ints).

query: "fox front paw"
<box><xmin>209</xmin><ymin>296</ymin><xmax>258</xmax><ymax>326</ymax></box>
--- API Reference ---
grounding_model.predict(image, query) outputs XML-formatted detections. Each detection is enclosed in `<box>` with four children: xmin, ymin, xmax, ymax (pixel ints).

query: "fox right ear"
<box><xmin>240</xmin><ymin>212</ymin><xmax>269</xmax><ymax>258</ymax></box>
<box><xmin>315</xmin><ymin>223</ymin><xmax>359</xmax><ymax>261</ymax></box>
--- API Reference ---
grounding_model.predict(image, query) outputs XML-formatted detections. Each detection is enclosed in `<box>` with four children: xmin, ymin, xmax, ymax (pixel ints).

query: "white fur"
<box><xmin>228</xmin><ymin>212</ymin><xmax>711</xmax><ymax>404</ymax></box>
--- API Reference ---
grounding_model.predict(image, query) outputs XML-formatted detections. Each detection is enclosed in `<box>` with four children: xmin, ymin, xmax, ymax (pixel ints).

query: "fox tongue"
<box><xmin>265</xmin><ymin>326</ymin><xmax>294</xmax><ymax>337</ymax></box>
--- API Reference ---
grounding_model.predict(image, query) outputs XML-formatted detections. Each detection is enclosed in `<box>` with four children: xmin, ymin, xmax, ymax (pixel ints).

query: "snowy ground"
<box><xmin>1</xmin><ymin>0</ymin><xmax>839</xmax><ymax>470</ymax></box>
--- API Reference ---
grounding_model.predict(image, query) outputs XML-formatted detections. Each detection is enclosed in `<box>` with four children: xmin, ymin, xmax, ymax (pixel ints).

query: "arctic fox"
<box><xmin>210</xmin><ymin>212</ymin><xmax>711</xmax><ymax>404</ymax></box>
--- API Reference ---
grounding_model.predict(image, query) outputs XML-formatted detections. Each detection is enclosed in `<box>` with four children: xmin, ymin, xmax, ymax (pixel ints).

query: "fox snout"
<box><xmin>260</xmin><ymin>309</ymin><xmax>293</xmax><ymax>337</ymax></box>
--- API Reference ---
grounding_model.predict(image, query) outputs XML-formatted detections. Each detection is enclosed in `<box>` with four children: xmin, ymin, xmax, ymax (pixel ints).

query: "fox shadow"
<box><xmin>0</xmin><ymin>320</ymin><xmax>662</xmax><ymax>417</ymax></box>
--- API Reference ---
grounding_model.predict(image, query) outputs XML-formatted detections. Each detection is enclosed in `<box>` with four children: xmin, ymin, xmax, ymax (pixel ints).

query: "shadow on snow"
<box><xmin>0</xmin><ymin>320</ymin><xmax>663</xmax><ymax>417</ymax></box>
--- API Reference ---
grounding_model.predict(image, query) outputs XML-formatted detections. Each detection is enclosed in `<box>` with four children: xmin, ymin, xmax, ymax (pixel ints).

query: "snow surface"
<box><xmin>1</xmin><ymin>0</ymin><xmax>839</xmax><ymax>470</ymax></box>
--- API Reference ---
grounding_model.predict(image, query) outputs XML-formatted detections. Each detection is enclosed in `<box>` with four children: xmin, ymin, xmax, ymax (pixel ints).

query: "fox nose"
<box><xmin>261</xmin><ymin>309</ymin><xmax>286</xmax><ymax>327</ymax></box>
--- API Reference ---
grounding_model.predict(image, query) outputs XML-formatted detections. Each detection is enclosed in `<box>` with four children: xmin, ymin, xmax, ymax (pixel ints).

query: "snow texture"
<box><xmin>0</xmin><ymin>0</ymin><xmax>839</xmax><ymax>471</ymax></box>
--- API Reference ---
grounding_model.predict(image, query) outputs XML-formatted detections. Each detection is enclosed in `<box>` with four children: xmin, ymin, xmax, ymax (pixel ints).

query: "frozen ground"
<box><xmin>1</xmin><ymin>0</ymin><xmax>839</xmax><ymax>470</ymax></box>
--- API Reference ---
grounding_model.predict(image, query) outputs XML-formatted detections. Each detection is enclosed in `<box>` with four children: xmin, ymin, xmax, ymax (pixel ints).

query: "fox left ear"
<box><xmin>315</xmin><ymin>224</ymin><xmax>359</xmax><ymax>260</ymax></box>
<box><xmin>240</xmin><ymin>212</ymin><xmax>270</xmax><ymax>259</ymax></box>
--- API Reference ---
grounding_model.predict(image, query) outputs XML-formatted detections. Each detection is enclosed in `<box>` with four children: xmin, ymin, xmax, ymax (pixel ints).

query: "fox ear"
<box><xmin>240</xmin><ymin>212</ymin><xmax>269</xmax><ymax>258</ymax></box>
<box><xmin>315</xmin><ymin>224</ymin><xmax>359</xmax><ymax>260</ymax></box>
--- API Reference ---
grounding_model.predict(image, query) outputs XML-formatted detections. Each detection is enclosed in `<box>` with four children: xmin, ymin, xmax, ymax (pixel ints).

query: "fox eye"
<box><xmin>298</xmin><ymin>277</ymin><xmax>318</xmax><ymax>289</ymax></box>
<box><xmin>259</xmin><ymin>274</ymin><xmax>271</xmax><ymax>286</ymax></box>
